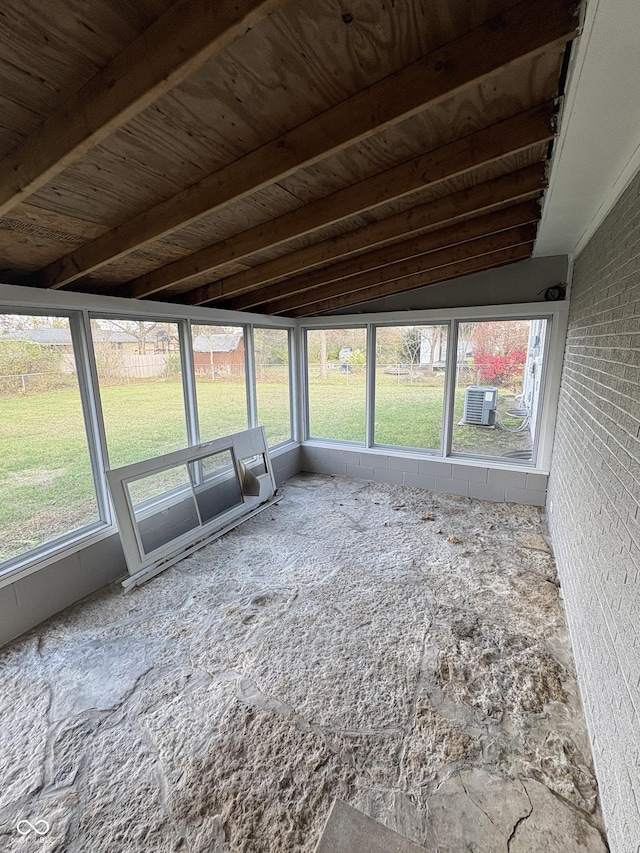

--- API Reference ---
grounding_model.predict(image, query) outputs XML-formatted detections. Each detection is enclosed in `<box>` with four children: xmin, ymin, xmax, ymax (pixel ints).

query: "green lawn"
<box><xmin>0</xmin><ymin>372</ymin><xmax>531</xmax><ymax>561</ymax></box>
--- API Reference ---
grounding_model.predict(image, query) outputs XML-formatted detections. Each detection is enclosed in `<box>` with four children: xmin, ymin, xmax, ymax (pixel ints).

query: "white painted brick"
<box><xmin>341</xmin><ymin>449</ymin><xmax>361</xmax><ymax>465</ymax></box>
<box><xmin>548</xmin><ymin>171</ymin><xmax>640</xmax><ymax>853</ymax></box>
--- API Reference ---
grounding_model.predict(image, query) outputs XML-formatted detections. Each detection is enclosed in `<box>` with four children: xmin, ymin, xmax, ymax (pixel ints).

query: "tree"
<box><xmin>400</xmin><ymin>327</ymin><xmax>421</xmax><ymax>366</ymax></box>
<box><xmin>470</xmin><ymin>321</ymin><xmax>529</xmax><ymax>388</ymax></box>
<box><xmin>0</xmin><ymin>339</ymin><xmax>53</xmax><ymax>376</ymax></box>
<box><xmin>0</xmin><ymin>314</ymin><xmax>68</xmax><ymax>332</ymax></box>
<box><xmin>253</xmin><ymin>328</ymin><xmax>288</xmax><ymax>366</ymax></box>
<box><xmin>95</xmin><ymin>318</ymin><xmax>174</xmax><ymax>354</ymax></box>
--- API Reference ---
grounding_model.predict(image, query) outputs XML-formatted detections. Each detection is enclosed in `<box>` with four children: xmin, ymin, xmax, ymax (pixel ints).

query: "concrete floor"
<box><xmin>0</xmin><ymin>473</ymin><xmax>608</xmax><ymax>852</ymax></box>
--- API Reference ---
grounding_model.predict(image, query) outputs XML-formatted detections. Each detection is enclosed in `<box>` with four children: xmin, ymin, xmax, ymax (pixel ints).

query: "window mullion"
<box><xmin>365</xmin><ymin>323</ymin><xmax>376</xmax><ymax>448</ymax></box>
<box><xmin>442</xmin><ymin>319</ymin><xmax>458</xmax><ymax>458</ymax></box>
<box><xmin>179</xmin><ymin>319</ymin><xmax>200</xmax><ymax>446</ymax></box>
<box><xmin>71</xmin><ymin>310</ymin><xmax>112</xmax><ymax>522</ymax></box>
<box><xmin>245</xmin><ymin>323</ymin><xmax>258</xmax><ymax>429</ymax></box>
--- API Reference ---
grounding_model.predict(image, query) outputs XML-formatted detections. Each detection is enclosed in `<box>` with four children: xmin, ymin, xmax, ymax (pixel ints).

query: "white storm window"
<box><xmin>106</xmin><ymin>427</ymin><xmax>278</xmax><ymax>589</ymax></box>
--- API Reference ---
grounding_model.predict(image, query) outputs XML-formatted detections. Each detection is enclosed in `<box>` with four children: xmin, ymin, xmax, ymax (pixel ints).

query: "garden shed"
<box><xmin>0</xmin><ymin>0</ymin><xmax>638</xmax><ymax>850</ymax></box>
<box><xmin>192</xmin><ymin>331</ymin><xmax>245</xmax><ymax>373</ymax></box>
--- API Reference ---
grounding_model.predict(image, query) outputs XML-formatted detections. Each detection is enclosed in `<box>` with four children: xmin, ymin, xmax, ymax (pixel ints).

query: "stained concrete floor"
<box><xmin>0</xmin><ymin>473</ymin><xmax>608</xmax><ymax>852</ymax></box>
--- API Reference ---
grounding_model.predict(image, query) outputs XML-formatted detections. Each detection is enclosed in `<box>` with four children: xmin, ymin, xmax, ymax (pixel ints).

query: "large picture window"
<box><xmin>306</xmin><ymin>328</ymin><xmax>367</xmax><ymax>443</ymax></box>
<box><xmin>254</xmin><ymin>327</ymin><xmax>291</xmax><ymax>446</ymax></box>
<box><xmin>450</xmin><ymin>318</ymin><xmax>547</xmax><ymax>461</ymax></box>
<box><xmin>0</xmin><ymin>314</ymin><xmax>100</xmax><ymax>562</ymax></box>
<box><xmin>91</xmin><ymin>318</ymin><xmax>187</xmax><ymax>468</ymax></box>
<box><xmin>374</xmin><ymin>324</ymin><xmax>448</xmax><ymax>451</ymax></box>
<box><xmin>191</xmin><ymin>324</ymin><xmax>248</xmax><ymax>442</ymax></box>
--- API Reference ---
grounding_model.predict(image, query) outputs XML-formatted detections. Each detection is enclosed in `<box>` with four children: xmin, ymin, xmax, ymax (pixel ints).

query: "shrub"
<box><xmin>473</xmin><ymin>349</ymin><xmax>527</xmax><ymax>386</ymax></box>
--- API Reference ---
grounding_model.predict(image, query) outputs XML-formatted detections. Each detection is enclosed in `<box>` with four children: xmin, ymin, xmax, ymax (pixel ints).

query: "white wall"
<box><xmin>322</xmin><ymin>255</ymin><xmax>568</xmax><ymax>314</ymax></box>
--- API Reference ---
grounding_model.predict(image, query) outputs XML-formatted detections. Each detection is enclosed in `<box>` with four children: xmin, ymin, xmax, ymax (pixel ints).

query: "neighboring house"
<box><xmin>192</xmin><ymin>332</ymin><xmax>245</xmax><ymax>372</ymax></box>
<box><xmin>1</xmin><ymin>327</ymin><xmax>143</xmax><ymax>352</ymax></box>
<box><xmin>1</xmin><ymin>327</ymin><xmax>74</xmax><ymax>351</ymax></box>
<box><xmin>91</xmin><ymin>329</ymin><xmax>140</xmax><ymax>352</ymax></box>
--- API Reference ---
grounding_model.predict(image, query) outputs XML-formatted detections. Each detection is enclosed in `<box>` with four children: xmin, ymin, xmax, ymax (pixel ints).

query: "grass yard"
<box><xmin>0</xmin><ymin>371</ymin><xmax>531</xmax><ymax>561</ymax></box>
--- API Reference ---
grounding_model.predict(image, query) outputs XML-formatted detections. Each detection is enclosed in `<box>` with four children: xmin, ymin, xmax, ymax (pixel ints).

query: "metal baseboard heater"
<box><xmin>106</xmin><ymin>427</ymin><xmax>279</xmax><ymax>590</ymax></box>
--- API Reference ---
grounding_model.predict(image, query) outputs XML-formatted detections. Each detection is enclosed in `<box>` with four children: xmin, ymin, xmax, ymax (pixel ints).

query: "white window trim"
<box><xmin>300</xmin><ymin>301</ymin><xmax>569</xmax><ymax>473</ymax></box>
<box><xmin>0</xmin><ymin>281</ymin><xmax>567</xmax><ymax>588</ymax></box>
<box><xmin>0</xmin><ymin>284</ymin><xmax>297</xmax><ymax>588</ymax></box>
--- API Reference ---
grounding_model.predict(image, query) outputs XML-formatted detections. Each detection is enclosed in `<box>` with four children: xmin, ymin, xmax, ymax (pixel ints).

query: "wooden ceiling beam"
<box><xmin>181</xmin><ymin>101</ymin><xmax>555</xmax><ymax>306</ymax></box>
<box><xmin>223</xmin><ymin>181</ymin><xmax>544</xmax><ymax>311</ymax></box>
<box><xmin>230</xmin><ymin>202</ymin><xmax>538</xmax><ymax>310</ymax></box>
<box><xmin>0</xmin><ymin>0</ymin><xmax>283</xmax><ymax>218</ymax></box>
<box><xmin>289</xmin><ymin>244</ymin><xmax>534</xmax><ymax>317</ymax></box>
<box><xmin>264</xmin><ymin>223</ymin><xmax>536</xmax><ymax>315</ymax></box>
<box><xmin>33</xmin><ymin>0</ymin><xmax>577</xmax><ymax>290</ymax></box>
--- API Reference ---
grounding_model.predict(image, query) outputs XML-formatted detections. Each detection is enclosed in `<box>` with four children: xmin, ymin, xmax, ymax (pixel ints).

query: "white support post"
<box><xmin>245</xmin><ymin>323</ymin><xmax>258</xmax><ymax>429</ymax></box>
<box><xmin>365</xmin><ymin>323</ymin><xmax>376</xmax><ymax>448</ymax></box>
<box><xmin>442</xmin><ymin>320</ymin><xmax>458</xmax><ymax>458</ymax></box>
<box><xmin>179</xmin><ymin>318</ymin><xmax>200</xmax><ymax>447</ymax></box>
<box><xmin>72</xmin><ymin>311</ymin><xmax>112</xmax><ymax>518</ymax></box>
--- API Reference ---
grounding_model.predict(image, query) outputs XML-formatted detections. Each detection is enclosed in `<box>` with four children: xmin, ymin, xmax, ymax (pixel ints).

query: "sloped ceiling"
<box><xmin>0</xmin><ymin>0</ymin><xmax>580</xmax><ymax>315</ymax></box>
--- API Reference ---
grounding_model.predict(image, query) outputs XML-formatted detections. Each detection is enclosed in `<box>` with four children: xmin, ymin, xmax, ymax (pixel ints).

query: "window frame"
<box><xmin>446</xmin><ymin>316</ymin><xmax>553</xmax><ymax>464</ymax></box>
<box><xmin>188</xmin><ymin>319</ymin><xmax>251</xmax><ymax>444</ymax></box>
<box><xmin>0</xmin><ymin>308</ymin><xmax>111</xmax><ymax>582</ymax></box>
<box><xmin>300</xmin><ymin>301</ymin><xmax>568</xmax><ymax>472</ymax></box>
<box><xmin>304</xmin><ymin>324</ymin><xmax>369</xmax><ymax>445</ymax></box>
<box><xmin>0</xmin><ymin>285</ymin><xmax>295</xmax><ymax>589</ymax></box>
<box><xmin>370</xmin><ymin>321</ymin><xmax>452</xmax><ymax>455</ymax></box>
<box><xmin>252</xmin><ymin>325</ymin><xmax>294</xmax><ymax>449</ymax></box>
<box><xmin>0</xmin><ymin>280</ymin><xmax>567</xmax><ymax>589</ymax></box>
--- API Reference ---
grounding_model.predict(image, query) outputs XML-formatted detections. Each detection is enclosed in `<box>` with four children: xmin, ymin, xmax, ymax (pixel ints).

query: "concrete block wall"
<box><xmin>0</xmin><ymin>533</ymin><xmax>127</xmax><ymax>649</ymax></box>
<box><xmin>547</xmin><ymin>171</ymin><xmax>640</xmax><ymax>852</ymax></box>
<box><xmin>300</xmin><ymin>444</ymin><xmax>548</xmax><ymax>506</ymax></box>
<box><xmin>271</xmin><ymin>445</ymin><xmax>302</xmax><ymax>485</ymax></box>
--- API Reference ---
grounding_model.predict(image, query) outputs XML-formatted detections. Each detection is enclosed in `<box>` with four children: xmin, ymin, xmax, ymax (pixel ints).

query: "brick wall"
<box><xmin>547</xmin><ymin>171</ymin><xmax>640</xmax><ymax>852</ymax></box>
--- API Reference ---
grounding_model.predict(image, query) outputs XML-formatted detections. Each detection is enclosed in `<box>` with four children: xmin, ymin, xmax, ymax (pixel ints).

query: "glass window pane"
<box><xmin>254</xmin><ymin>327</ymin><xmax>291</xmax><ymax>446</ymax></box>
<box><xmin>0</xmin><ymin>314</ymin><xmax>100</xmax><ymax>562</ymax></box>
<box><xmin>374</xmin><ymin>325</ymin><xmax>448</xmax><ymax>450</ymax></box>
<box><xmin>451</xmin><ymin>319</ymin><xmax>547</xmax><ymax>461</ymax></box>
<box><xmin>191</xmin><ymin>324</ymin><xmax>248</xmax><ymax>441</ymax></box>
<box><xmin>91</xmin><ymin>318</ymin><xmax>187</xmax><ymax>468</ymax></box>
<box><xmin>188</xmin><ymin>449</ymin><xmax>243</xmax><ymax>524</ymax></box>
<box><xmin>306</xmin><ymin>328</ymin><xmax>367</xmax><ymax>442</ymax></box>
<box><xmin>126</xmin><ymin>466</ymin><xmax>198</xmax><ymax>555</ymax></box>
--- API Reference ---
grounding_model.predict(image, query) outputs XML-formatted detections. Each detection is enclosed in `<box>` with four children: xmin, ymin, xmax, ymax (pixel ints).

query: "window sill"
<box><xmin>0</xmin><ymin>521</ymin><xmax>116</xmax><ymax>591</ymax></box>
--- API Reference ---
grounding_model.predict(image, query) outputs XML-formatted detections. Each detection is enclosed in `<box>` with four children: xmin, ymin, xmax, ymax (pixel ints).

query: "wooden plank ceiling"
<box><xmin>0</xmin><ymin>0</ymin><xmax>579</xmax><ymax>316</ymax></box>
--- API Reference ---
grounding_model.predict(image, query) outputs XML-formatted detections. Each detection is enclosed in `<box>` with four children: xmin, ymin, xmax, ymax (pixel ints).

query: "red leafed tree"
<box><xmin>471</xmin><ymin>321</ymin><xmax>529</xmax><ymax>387</ymax></box>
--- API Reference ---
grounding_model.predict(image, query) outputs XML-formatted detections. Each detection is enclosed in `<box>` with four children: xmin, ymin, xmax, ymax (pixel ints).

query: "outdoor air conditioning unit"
<box><xmin>461</xmin><ymin>386</ymin><xmax>498</xmax><ymax>426</ymax></box>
